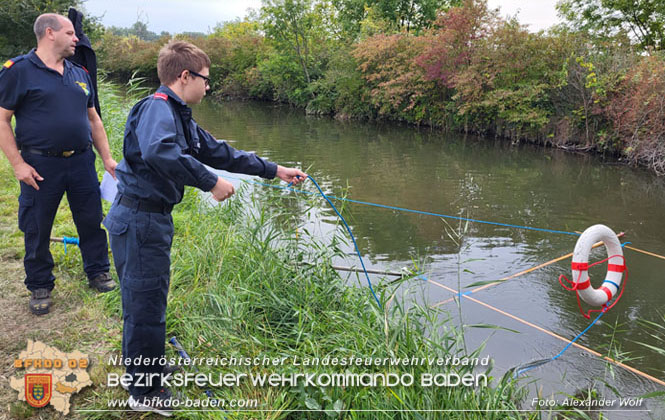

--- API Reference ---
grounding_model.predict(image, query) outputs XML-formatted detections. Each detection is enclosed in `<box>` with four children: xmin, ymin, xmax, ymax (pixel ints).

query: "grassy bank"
<box><xmin>0</xmin><ymin>81</ymin><xmax>540</xmax><ymax>419</ymax></box>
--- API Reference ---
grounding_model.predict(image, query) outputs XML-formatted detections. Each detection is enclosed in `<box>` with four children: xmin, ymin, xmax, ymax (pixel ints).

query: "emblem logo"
<box><xmin>75</xmin><ymin>81</ymin><xmax>89</xmax><ymax>96</ymax></box>
<box><xmin>25</xmin><ymin>374</ymin><xmax>52</xmax><ymax>408</ymax></box>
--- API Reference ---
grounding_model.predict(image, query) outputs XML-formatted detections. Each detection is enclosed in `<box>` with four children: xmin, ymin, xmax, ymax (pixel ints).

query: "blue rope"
<box><xmin>61</xmin><ymin>236</ymin><xmax>79</xmax><ymax>254</ymax></box>
<box><xmin>168</xmin><ymin>337</ymin><xmax>217</xmax><ymax>400</ymax></box>
<box><xmin>514</xmin><ymin>310</ymin><xmax>606</xmax><ymax>378</ymax></box>
<box><xmin>298</xmin><ymin>176</ymin><xmax>383</xmax><ymax>309</ymax></box>
<box><xmin>224</xmin><ymin>174</ymin><xmax>580</xmax><ymax>237</ymax></box>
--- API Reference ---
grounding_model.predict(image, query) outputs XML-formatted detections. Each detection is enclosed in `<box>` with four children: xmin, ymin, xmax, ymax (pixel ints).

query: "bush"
<box><xmin>604</xmin><ymin>54</ymin><xmax>665</xmax><ymax>174</ymax></box>
<box><xmin>95</xmin><ymin>32</ymin><xmax>165</xmax><ymax>82</ymax></box>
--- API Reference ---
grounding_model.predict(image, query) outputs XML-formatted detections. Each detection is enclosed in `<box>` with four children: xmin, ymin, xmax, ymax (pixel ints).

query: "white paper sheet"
<box><xmin>100</xmin><ymin>171</ymin><xmax>118</xmax><ymax>203</ymax></box>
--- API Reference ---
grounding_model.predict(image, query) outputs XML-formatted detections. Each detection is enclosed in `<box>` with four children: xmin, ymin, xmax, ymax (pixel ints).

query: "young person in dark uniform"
<box><xmin>0</xmin><ymin>14</ymin><xmax>117</xmax><ymax>316</ymax></box>
<box><xmin>103</xmin><ymin>40</ymin><xmax>306</xmax><ymax>416</ymax></box>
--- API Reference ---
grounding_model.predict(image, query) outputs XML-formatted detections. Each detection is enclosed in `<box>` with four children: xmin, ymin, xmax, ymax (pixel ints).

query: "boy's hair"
<box><xmin>157</xmin><ymin>40</ymin><xmax>211</xmax><ymax>86</ymax></box>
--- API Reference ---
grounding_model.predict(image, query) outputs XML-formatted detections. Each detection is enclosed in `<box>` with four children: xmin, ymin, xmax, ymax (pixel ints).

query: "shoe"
<box><xmin>121</xmin><ymin>364</ymin><xmax>181</xmax><ymax>391</ymax></box>
<box><xmin>128</xmin><ymin>387</ymin><xmax>174</xmax><ymax>417</ymax></box>
<box><xmin>29</xmin><ymin>288</ymin><xmax>52</xmax><ymax>315</ymax></box>
<box><xmin>88</xmin><ymin>272</ymin><xmax>116</xmax><ymax>292</ymax></box>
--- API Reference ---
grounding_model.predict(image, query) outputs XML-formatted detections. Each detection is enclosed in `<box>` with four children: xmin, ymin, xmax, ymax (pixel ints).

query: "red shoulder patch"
<box><xmin>154</xmin><ymin>93</ymin><xmax>168</xmax><ymax>101</ymax></box>
<box><xmin>3</xmin><ymin>60</ymin><xmax>14</xmax><ymax>69</ymax></box>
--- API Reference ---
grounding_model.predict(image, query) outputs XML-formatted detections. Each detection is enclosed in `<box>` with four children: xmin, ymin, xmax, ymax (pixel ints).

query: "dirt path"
<box><xmin>0</xmin><ymin>178</ymin><xmax>123</xmax><ymax>419</ymax></box>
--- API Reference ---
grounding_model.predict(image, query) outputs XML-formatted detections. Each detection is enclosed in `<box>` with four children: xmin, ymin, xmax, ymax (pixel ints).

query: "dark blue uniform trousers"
<box><xmin>18</xmin><ymin>149</ymin><xmax>109</xmax><ymax>291</ymax></box>
<box><xmin>103</xmin><ymin>200</ymin><xmax>173</xmax><ymax>397</ymax></box>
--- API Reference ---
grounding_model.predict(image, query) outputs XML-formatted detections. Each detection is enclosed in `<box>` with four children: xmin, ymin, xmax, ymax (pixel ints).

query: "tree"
<box><xmin>376</xmin><ymin>0</ymin><xmax>461</xmax><ymax>33</ymax></box>
<box><xmin>261</xmin><ymin>0</ymin><xmax>316</xmax><ymax>83</ymax></box>
<box><xmin>604</xmin><ymin>55</ymin><xmax>665</xmax><ymax>174</ymax></box>
<box><xmin>108</xmin><ymin>20</ymin><xmax>161</xmax><ymax>41</ymax></box>
<box><xmin>332</xmin><ymin>0</ymin><xmax>461</xmax><ymax>38</ymax></box>
<box><xmin>557</xmin><ymin>0</ymin><xmax>665</xmax><ymax>50</ymax></box>
<box><xmin>0</xmin><ymin>0</ymin><xmax>84</xmax><ymax>58</ymax></box>
<box><xmin>260</xmin><ymin>0</ymin><xmax>337</xmax><ymax>85</ymax></box>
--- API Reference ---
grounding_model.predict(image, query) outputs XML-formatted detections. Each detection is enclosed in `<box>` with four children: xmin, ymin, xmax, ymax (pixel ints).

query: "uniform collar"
<box><xmin>27</xmin><ymin>49</ymin><xmax>73</xmax><ymax>72</ymax></box>
<box><xmin>157</xmin><ymin>85</ymin><xmax>188</xmax><ymax>108</ymax></box>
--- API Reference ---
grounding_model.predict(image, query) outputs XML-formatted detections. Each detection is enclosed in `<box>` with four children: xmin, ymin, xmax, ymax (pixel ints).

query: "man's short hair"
<box><xmin>34</xmin><ymin>14</ymin><xmax>64</xmax><ymax>41</ymax></box>
<box><xmin>157</xmin><ymin>41</ymin><xmax>211</xmax><ymax>86</ymax></box>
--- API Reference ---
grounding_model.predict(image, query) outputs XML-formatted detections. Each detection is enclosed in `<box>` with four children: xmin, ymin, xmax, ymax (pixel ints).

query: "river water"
<box><xmin>192</xmin><ymin>99</ymin><xmax>665</xmax><ymax>417</ymax></box>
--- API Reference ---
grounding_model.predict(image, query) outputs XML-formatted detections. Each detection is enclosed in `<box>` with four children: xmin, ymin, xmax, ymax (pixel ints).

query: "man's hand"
<box><xmin>103</xmin><ymin>157</ymin><xmax>118</xmax><ymax>179</ymax></box>
<box><xmin>210</xmin><ymin>176</ymin><xmax>235</xmax><ymax>202</ymax></box>
<box><xmin>276</xmin><ymin>165</ymin><xmax>307</xmax><ymax>185</ymax></box>
<box><xmin>14</xmin><ymin>161</ymin><xmax>43</xmax><ymax>190</ymax></box>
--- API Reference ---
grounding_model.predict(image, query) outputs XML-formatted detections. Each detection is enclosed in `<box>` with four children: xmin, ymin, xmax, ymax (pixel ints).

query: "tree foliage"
<box><xmin>71</xmin><ymin>0</ymin><xmax>665</xmax><ymax>174</ymax></box>
<box><xmin>107</xmin><ymin>21</ymin><xmax>162</xmax><ymax>41</ymax></box>
<box><xmin>603</xmin><ymin>55</ymin><xmax>665</xmax><ymax>174</ymax></box>
<box><xmin>0</xmin><ymin>0</ymin><xmax>85</xmax><ymax>58</ymax></box>
<box><xmin>416</xmin><ymin>0</ymin><xmax>498</xmax><ymax>88</ymax></box>
<box><xmin>260</xmin><ymin>0</ymin><xmax>331</xmax><ymax>85</ymax></box>
<box><xmin>353</xmin><ymin>34</ymin><xmax>445</xmax><ymax>124</ymax></box>
<box><xmin>332</xmin><ymin>0</ymin><xmax>461</xmax><ymax>38</ymax></box>
<box><xmin>557</xmin><ymin>0</ymin><xmax>665</xmax><ymax>50</ymax></box>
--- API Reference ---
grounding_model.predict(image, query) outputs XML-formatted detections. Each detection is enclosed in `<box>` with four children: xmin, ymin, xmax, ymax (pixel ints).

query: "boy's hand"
<box><xmin>276</xmin><ymin>165</ymin><xmax>307</xmax><ymax>185</ymax></box>
<box><xmin>211</xmin><ymin>177</ymin><xmax>235</xmax><ymax>202</ymax></box>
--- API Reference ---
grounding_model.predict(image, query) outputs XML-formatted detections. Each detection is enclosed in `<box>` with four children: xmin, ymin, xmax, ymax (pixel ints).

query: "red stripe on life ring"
<box><xmin>571</xmin><ymin>262</ymin><xmax>588</xmax><ymax>271</ymax></box>
<box><xmin>600</xmin><ymin>286</ymin><xmax>613</xmax><ymax>301</ymax></box>
<box><xmin>576</xmin><ymin>280</ymin><xmax>591</xmax><ymax>290</ymax></box>
<box><xmin>154</xmin><ymin>93</ymin><xmax>168</xmax><ymax>100</ymax></box>
<box><xmin>608</xmin><ymin>264</ymin><xmax>625</xmax><ymax>272</ymax></box>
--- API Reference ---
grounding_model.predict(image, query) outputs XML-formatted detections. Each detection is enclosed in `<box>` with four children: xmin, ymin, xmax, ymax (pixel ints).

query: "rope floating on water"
<box><xmin>223</xmin><ymin>174</ymin><xmax>581</xmax><ymax>236</ymax></box>
<box><xmin>432</xmin><ymin>234</ymin><xmax>625</xmax><ymax>308</ymax></box>
<box><xmin>573</xmin><ymin>230</ymin><xmax>665</xmax><ymax>261</ymax></box>
<box><xmin>514</xmin><ymin>311</ymin><xmax>606</xmax><ymax>377</ymax></box>
<box><xmin>425</xmin><ymin>276</ymin><xmax>665</xmax><ymax>387</ymax></box>
<box><xmin>622</xmin><ymin>245</ymin><xmax>665</xmax><ymax>261</ymax></box>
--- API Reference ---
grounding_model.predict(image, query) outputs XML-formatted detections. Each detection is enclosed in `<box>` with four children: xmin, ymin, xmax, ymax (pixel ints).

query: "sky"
<box><xmin>82</xmin><ymin>0</ymin><xmax>561</xmax><ymax>35</ymax></box>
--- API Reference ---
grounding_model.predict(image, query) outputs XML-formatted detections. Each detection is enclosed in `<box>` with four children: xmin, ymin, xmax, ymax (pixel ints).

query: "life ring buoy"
<box><xmin>571</xmin><ymin>224</ymin><xmax>625</xmax><ymax>307</ymax></box>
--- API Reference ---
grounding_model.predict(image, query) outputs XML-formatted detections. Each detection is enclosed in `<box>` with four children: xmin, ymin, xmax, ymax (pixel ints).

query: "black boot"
<box><xmin>29</xmin><ymin>288</ymin><xmax>52</xmax><ymax>315</ymax></box>
<box><xmin>88</xmin><ymin>272</ymin><xmax>116</xmax><ymax>292</ymax></box>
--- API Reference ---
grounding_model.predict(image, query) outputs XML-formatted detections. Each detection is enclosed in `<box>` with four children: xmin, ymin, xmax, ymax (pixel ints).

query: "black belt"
<box><xmin>118</xmin><ymin>194</ymin><xmax>172</xmax><ymax>214</ymax></box>
<box><xmin>20</xmin><ymin>144</ymin><xmax>91</xmax><ymax>158</ymax></box>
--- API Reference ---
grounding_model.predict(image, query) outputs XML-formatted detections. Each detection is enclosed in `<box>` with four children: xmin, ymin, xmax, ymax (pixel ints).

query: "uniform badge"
<box><xmin>25</xmin><ymin>374</ymin><xmax>52</xmax><ymax>408</ymax></box>
<box><xmin>75</xmin><ymin>81</ymin><xmax>89</xmax><ymax>96</ymax></box>
<box><xmin>3</xmin><ymin>60</ymin><xmax>14</xmax><ymax>68</ymax></box>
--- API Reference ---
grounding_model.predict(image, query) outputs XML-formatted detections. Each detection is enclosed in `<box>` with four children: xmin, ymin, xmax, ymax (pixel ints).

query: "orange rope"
<box><xmin>432</xmin><ymin>233</ymin><xmax>624</xmax><ymax>308</ymax></box>
<box><xmin>571</xmin><ymin>231</ymin><xmax>665</xmax><ymax>261</ymax></box>
<box><xmin>624</xmin><ymin>244</ymin><xmax>665</xmax><ymax>261</ymax></box>
<box><xmin>426</xmin><ymin>278</ymin><xmax>665</xmax><ymax>387</ymax></box>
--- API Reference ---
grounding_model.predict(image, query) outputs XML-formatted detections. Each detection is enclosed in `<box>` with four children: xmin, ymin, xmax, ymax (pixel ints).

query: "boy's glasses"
<box><xmin>188</xmin><ymin>70</ymin><xmax>210</xmax><ymax>87</ymax></box>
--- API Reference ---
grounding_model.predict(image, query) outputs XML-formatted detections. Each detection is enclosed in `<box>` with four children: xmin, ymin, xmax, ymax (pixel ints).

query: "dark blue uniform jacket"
<box><xmin>116</xmin><ymin>85</ymin><xmax>278</xmax><ymax>206</ymax></box>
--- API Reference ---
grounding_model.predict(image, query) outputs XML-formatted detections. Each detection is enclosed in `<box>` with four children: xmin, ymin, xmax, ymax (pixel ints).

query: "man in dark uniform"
<box><xmin>103</xmin><ymin>40</ymin><xmax>306</xmax><ymax>416</ymax></box>
<box><xmin>0</xmin><ymin>14</ymin><xmax>117</xmax><ymax>315</ymax></box>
